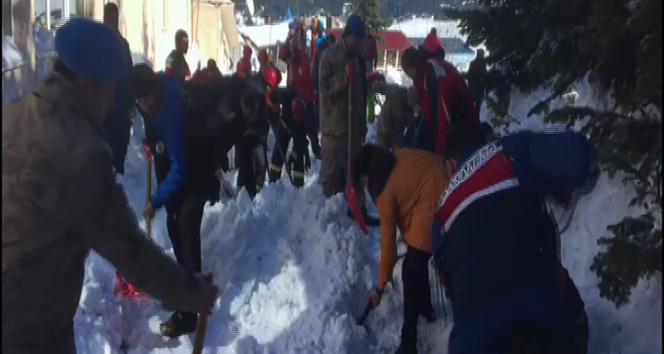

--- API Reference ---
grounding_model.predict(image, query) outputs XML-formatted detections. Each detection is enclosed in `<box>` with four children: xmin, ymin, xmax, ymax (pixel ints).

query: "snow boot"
<box><xmin>395</xmin><ymin>341</ymin><xmax>418</xmax><ymax>354</ymax></box>
<box><xmin>160</xmin><ymin>312</ymin><xmax>198</xmax><ymax>338</ymax></box>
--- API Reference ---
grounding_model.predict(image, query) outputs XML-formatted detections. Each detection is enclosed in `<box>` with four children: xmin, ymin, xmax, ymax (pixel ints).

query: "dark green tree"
<box><xmin>446</xmin><ymin>0</ymin><xmax>662</xmax><ymax>308</ymax></box>
<box><xmin>350</xmin><ymin>0</ymin><xmax>390</xmax><ymax>31</ymax></box>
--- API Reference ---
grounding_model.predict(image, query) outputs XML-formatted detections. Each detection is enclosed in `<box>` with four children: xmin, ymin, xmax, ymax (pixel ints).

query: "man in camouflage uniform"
<box><xmin>318</xmin><ymin>14</ymin><xmax>379</xmax><ymax>226</ymax></box>
<box><xmin>374</xmin><ymin>84</ymin><xmax>420</xmax><ymax>150</ymax></box>
<box><xmin>2</xmin><ymin>18</ymin><xmax>217</xmax><ymax>354</ymax></box>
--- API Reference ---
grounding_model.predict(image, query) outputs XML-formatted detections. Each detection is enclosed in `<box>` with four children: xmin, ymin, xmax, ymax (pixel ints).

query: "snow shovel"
<box><xmin>114</xmin><ymin>144</ymin><xmax>153</xmax><ymax>302</ymax></box>
<box><xmin>356</xmin><ymin>301</ymin><xmax>374</xmax><ymax>334</ymax></box>
<box><xmin>346</xmin><ymin>60</ymin><xmax>369</xmax><ymax>236</ymax></box>
<box><xmin>191</xmin><ymin>274</ymin><xmax>213</xmax><ymax>354</ymax></box>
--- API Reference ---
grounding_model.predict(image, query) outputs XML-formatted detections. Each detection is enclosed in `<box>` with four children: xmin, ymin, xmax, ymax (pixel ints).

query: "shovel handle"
<box><xmin>192</xmin><ymin>274</ymin><xmax>214</xmax><ymax>354</ymax></box>
<box><xmin>356</xmin><ymin>301</ymin><xmax>373</xmax><ymax>326</ymax></box>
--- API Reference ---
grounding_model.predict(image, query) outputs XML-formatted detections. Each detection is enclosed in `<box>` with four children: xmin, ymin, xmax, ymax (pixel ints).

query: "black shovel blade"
<box><xmin>356</xmin><ymin>301</ymin><xmax>373</xmax><ymax>326</ymax></box>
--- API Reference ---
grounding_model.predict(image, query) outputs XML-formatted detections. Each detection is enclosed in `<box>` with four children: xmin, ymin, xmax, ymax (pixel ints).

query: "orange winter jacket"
<box><xmin>376</xmin><ymin>149</ymin><xmax>450</xmax><ymax>289</ymax></box>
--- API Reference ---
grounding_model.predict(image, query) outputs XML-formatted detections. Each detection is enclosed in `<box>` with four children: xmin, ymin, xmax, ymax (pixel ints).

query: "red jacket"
<box><xmin>414</xmin><ymin>57</ymin><xmax>479</xmax><ymax>155</ymax></box>
<box><xmin>192</xmin><ymin>69</ymin><xmax>211</xmax><ymax>84</ymax></box>
<box><xmin>237</xmin><ymin>57</ymin><xmax>252</xmax><ymax>78</ymax></box>
<box><xmin>287</xmin><ymin>50</ymin><xmax>315</xmax><ymax>102</ymax></box>
<box><xmin>424</xmin><ymin>32</ymin><xmax>442</xmax><ymax>53</ymax></box>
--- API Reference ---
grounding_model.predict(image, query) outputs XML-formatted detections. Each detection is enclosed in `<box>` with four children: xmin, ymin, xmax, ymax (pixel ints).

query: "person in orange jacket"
<box><xmin>353</xmin><ymin>144</ymin><xmax>450</xmax><ymax>354</ymax></box>
<box><xmin>278</xmin><ymin>42</ymin><xmax>321</xmax><ymax>159</ymax></box>
<box><xmin>237</xmin><ymin>45</ymin><xmax>253</xmax><ymax>78</ymax></box>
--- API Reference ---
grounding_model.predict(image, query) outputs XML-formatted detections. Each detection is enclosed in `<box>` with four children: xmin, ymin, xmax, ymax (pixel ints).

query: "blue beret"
<box><xmin>55</xmin><ymin>18</ymin><xmax>126</xmax><ymax>82</ymax></box>
<box><xmin>346</xmin><ymin>14</ymin><xmax>366</xmax><ymax>38</ymax></box>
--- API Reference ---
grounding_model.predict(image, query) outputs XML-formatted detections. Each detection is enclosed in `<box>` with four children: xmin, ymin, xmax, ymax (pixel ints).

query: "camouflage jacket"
<box><xmin>318</xmin><ymin>37</ymin><xmax>367</xmax><ymax>141</ymax></box>
<box><xmin>2</xmin><ymin>72</ymin><xmax>202</xmax><ymax>352</ymax></box>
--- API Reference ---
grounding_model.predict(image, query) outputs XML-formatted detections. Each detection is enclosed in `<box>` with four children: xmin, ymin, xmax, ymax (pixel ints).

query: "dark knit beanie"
<box><xmin>130</xmin><ymin>64</ymin><xmax>158</xmax><ymax>99</ymax></box>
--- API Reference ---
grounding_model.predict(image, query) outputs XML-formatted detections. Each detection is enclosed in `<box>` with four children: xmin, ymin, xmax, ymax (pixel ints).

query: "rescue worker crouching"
<box><xmin>267</xmin><ymin>88</ymin><xmax>310</xmax><ymax>187</ymax></box>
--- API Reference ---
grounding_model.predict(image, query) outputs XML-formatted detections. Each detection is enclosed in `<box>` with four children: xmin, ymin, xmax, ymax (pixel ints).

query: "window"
<box><xmin>2</xmin><ymin>0</ymin><xmax>12</xmax><ymax>37</ymax></box>
<box><xmin>34</xmin><ymin>0</ymin><xmax>67</xmax><ymax>30</ymax></box>
<box><xmin>33</xmin><ymin>0</ymin><xmax>84</xmax><ymax>32</ymax></box>
<box><xmin>69</xmin><ymin>0</ymin><xmax>84</xmax><ymax>19</ymax></box>
<box><xmin>162</xmin><ymin>0</ymin><xmax>168</xmax><ymax>30</ymax></box>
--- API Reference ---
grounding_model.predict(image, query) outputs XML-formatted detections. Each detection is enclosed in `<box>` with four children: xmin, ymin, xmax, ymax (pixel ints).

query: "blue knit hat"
<box><xmin>55</xmin><ymin>18</ymin><xmax>126</xmax><ymax>82</ymax></box>
<box><xmin>346</xmin><ymin>14</ymin><xmax>366</xmax><ymax>38</ymax></box>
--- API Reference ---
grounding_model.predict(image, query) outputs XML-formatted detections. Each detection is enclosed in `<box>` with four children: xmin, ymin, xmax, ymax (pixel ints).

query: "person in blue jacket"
<box><xmin>432</xmin><ymin>121</ymin><xmax>597</xmax><ymax>354</ymax></box>
<box><xmin>101</xmin><ymin>2</ymin><xmax>134</xmax><ymax>175</ymax></box>
<box><xmin>130</xmin><ymin>64</ymin><xmax>228</xmax><ymax>338</ymax></box>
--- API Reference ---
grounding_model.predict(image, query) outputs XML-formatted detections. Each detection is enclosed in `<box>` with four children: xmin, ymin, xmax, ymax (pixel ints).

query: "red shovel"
<box><xmin>346</xmin><ymin>60</ymin><xmax>369</xmax><ymax>236</ymax></box>
<box><xmin>347</xmin><ymin>183</ymin><xmax>369</xmax><ymax>235</ymax></box>
<box><xmin>114</xmin><ymin>141</ymin><xmax>154</xmax><ymax>302</ymax></box>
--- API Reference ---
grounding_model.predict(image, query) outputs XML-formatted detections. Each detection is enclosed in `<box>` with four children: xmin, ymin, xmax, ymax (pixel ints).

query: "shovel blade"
<box><xmin>347</xmin><ymin>183</ymin><xmax>369</xmax><ymax>235</ymax></box>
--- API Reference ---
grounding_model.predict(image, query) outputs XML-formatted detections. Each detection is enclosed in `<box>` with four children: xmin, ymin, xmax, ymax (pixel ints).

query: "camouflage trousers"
<box><xmin>319</xmin><ymin>135</ymin><xmax>365</xmax><ymax>205</ymax></box>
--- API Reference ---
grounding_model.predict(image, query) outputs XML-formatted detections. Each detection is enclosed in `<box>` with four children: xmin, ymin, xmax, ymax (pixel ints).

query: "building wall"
<box><xmin>104</xmin><ymin>0</ymin><xmax>197</xmax><ymax>71</ymax></box>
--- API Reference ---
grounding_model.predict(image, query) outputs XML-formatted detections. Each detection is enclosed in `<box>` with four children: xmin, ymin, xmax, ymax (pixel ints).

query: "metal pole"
<box><xmin>46</xmin><ymin>0</ymin><xmax>50</xmax><ymax>29</ymax></box>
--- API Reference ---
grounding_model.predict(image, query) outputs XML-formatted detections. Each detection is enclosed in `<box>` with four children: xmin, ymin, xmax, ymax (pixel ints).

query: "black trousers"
<box><xmin>269</xmin><ymin>120</ymin><xmax>305</xmax><ymax>187</ymax></box>
<box><xmin>165</xmin><ymin>191</ymin><xmax>206</xmax><ymax>325</ymax></box>
<box><xmin>401</xmin><ymin>246</ymin><xmax>434</xmax><ymax>349</ymax></box>
<box><xmin>308</xmin><ymin>97</ymin><xmax>321</xmax><ymax>159</ymax></box>
<box><xmin>236</xmin><ymin>134</ymin><xmax>266</xmax><ymax>199</ymax></box>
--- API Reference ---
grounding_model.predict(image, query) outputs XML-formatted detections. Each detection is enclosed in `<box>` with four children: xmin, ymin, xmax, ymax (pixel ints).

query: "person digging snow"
<box><xmin>318</xmin><ymin>14</ymin><xmax>379</xmax><ymax>227</ymax></box>
<box><xmin>353</xmin><ymin>145</ymin><xmax>450</xmax><ymax>354</ymax></box>
<box><xmin>129</xmin><ymin>64</ymin><xmax>231</xmax><ymax>337</ymax></box>
<box><xmin>267</xmin><ymin>86</ymin><xmax>311</xmax><ymax>187</ymax></box>
<box><xmin>2</xmin><ymin>18</ymin><xmax>218</xmax><ymax>353</ymax></box>
<box><xmin>433</xmin><ymin>121</ymin><xmax>596</xmax><ymax>354</ymax></box>
<box><xmin>372</xmin><ymin>81</ymin><xmax>420</xmax><ymax>150</ymax></box>
<box><xmin>166</xmin><ymin>29</ymin><xmax>191</xmax><ymax>84</ymax></box>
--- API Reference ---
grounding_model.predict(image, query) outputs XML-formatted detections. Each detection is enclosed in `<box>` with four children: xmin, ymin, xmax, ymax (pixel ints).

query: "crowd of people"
<box><xmin>2</xmin><ymin>4</ymin><xmax>599</xmax><ymax>354</ymax></box>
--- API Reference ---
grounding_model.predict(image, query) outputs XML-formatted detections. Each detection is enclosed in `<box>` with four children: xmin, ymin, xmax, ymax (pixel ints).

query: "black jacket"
<box><xmin>166</xmin><ymin>49</ymin><xmax>190</xmax><ymax>84</ymax></box>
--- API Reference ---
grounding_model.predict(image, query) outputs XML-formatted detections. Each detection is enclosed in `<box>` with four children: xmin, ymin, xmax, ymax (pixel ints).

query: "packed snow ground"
<box><xmin>70</xmin><ymin>68</ymin><xmax>661</xmax><ymax>354</ymax></box>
